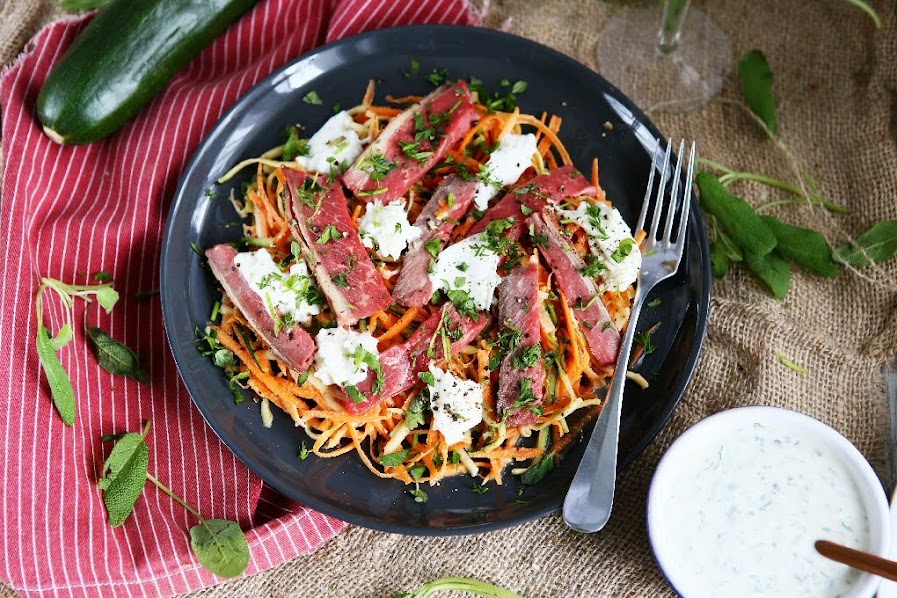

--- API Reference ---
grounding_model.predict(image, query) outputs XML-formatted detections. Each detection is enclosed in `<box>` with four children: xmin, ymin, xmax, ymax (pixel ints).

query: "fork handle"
<box><xmin>562</xmin><ymin>289</ymin><xmax>645</xmax><ymax>532</ymax></box>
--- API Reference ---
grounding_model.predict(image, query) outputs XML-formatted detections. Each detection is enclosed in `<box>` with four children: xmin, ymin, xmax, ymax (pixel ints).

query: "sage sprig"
<box><xmin>99</xmin><ymin>423</ymin><xmax>251</xmax><ymax>578</ymax></box>
<box><xmin>35</xmin><ymin>277</ymin><xmax>120</xmax><ymax>424</ymax></box>
<box><xmin>697</xmin><ymin>49</ymin><xmax>896</xmax><ymax>298</ymax></box>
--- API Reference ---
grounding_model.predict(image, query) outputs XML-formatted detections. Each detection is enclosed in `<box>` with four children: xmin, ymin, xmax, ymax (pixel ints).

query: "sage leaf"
<box><xmin>50</xmin><ymin>323</ymin><xmax>74</xmax><ymax>351</ymax></box>
<box><xmin>87</xmin><ymin>327</ymin><xmax>149</xmax><ymax>383</ymax></box>
<box><xmin>710</xmin><ymin>243</ymin><xmax>730</xmax><ymax>278</ymax></box>
<box><xmin>98</xmin><ymin>427</ymin><xmax>150</xmax><ymax>526</ymax></box>
<box><xmin>521</xmin><ymin>452</ymin><xmax>556</xmax><ymax>485</ymax></box>
<box><xmin>761</xmin><ymin>216</ymin><xmax>839</xmax><ymax>277</ymax></box>
<box><xmin>189</xmin><ymin>519</ymin><xmax>250</xmax><ymax>578</ymax></box>
<box><xmin>835</xmin><ymin>220</ymin><xmax>897</xmax><ymax>267</ymax></box>
<box><xmin>745</xmin><ymin>251</ymin><xmax>791</xmax><ymax>299</ymax></box>
<box><xmin>95</xmin><ymin>286</ymin><xmax>120</xmax><ymax>313</ymax></box>
<box><xmin>36</xmin><ymin>325</ymin><xmax>76</xmax><ymax>425</ymax></box>
<box><xmin>739</xmin><ymin>50</ymin><xmax>778</xmax><ymax>135</ymax></box>
<box><xmin>697</xmin><ymin>173</ymin><xmax>777</xmax><ymax>256</ymax></box>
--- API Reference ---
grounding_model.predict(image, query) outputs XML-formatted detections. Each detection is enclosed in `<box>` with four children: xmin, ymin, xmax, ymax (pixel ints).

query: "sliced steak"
<box><xmin>528</xmin><ymin>212</ymin><xmax>621</xmax><ymax>366</ymax></box>
<box><xmin>392</xmin><ymin>175</ymin><xmax>477</xmax><ymax>307</ymax></box>
<box><xmin>206</xmin><ymin>244</ymin><xmax>316</xmax><ymax>372</ymax></box>
<box><xmin>283</xmin><ymin>168</ymin><xmax>392</xmax><ymax>327</ymax></box>
<box><xmin>338</xmin><ymin>304</ymin><xmax>490</xmax><ymax>414</ymax></box>
<box><xmin>468</xmin><ymin>164</ymin><xmax>596</xmax><ymax>241</ymax></box>
<box><xmin>342</xmin><ymin>81</ymin><xmax>479</xmax><ymax>204</ymax></box>
<box><xmin>496</xmin><ymin>256</ymin><xmax>544</xmax><ymax>426</ymax></box>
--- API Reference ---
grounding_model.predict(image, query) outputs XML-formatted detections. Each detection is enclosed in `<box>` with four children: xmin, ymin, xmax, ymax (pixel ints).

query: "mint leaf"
<box><xmin>36</xmin><ymin>325</ymin><xmax>76</xmax><ymax>425</ymax></box>
<box><xmin>835</xmin><ymin>220</ymin><xmax>897</xmax><ymax>267</ymax></box>
<box><xmin>739</xmin><ymin>50</ymin><xmax>778</xmax><ymax>135</ymax></box>
<box><xmin>98</xmin><ymin>424</ymin><xmax>150</xmax><ymax>526</ymax></box>
<box><xmin>87</xmin><ymin>327</ymin><xmax>149</xmax><ymax>383</ymax></box>
<box><xmin>189</xmin><ymin>519</ymin><xmax>250</xmax><ymax>578</ymax></box>
<box><xmin>379</xmin><ymin>449</ymin><xmax>411</xmax><ymax>467</ymax></box>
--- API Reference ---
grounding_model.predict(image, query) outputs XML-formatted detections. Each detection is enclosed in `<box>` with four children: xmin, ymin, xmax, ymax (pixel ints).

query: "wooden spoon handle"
<box><xmin>815</xmin><ymin>540</ymin><xmax>897</xmax><ymax>582</ymax></box>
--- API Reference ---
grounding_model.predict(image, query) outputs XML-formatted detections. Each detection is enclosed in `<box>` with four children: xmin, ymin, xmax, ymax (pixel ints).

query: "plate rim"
<box><xmin>161</xmin><ymin>23</ymin><xmax>712</xmax><ymax>535</ymax></box>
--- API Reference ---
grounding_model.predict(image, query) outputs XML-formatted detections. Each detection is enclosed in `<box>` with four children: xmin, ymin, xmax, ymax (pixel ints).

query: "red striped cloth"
<box><xmin>0</xmin><ymin>1</ymin><xmax>475</xmax><ymax>596</ymax></box>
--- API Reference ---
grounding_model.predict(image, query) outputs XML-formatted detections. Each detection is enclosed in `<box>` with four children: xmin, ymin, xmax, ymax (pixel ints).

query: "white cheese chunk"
<box><xmin>557</xmin><ymin>202</ymin><xmax>642</xmax><ymax>292</ymax></box>
<box><xmin>313</xmin><ymin>327</ymin><xmax>380</xmax><ymax>387</ymax></box>
<box><xmin>296</xmin><ymin>111</ymin><xmax>365</xmax><ymax>174</ymax></box>
<box><xmin>426</xmin><ymin>365</ymin><xmax>483</xmax><ymax>446</ymax></box>
<box><xmin>358</xmin><ymin>200</ymin><xmax>422</xmax><ymax>261</ymax></box>
<box><xmin>473</xmin><ymin>133</ymin><xmax>538</xmax><ymax>211</ymax></box>
<box><xmin>234</xmin><ymin>249</ymin><xmax>321</xmax><ymax>326</ymax></box>
<box><xmin>428</xmin><ymin>233</ymin><xmax>501</xmax><ymax>312</ymax></box>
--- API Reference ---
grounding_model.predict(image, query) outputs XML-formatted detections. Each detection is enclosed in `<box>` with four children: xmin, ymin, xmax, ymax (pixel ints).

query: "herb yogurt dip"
<box><xmin>648</xmin><ymin>408</ymin><xmax>883</xmax><ymax>598</ymax></box>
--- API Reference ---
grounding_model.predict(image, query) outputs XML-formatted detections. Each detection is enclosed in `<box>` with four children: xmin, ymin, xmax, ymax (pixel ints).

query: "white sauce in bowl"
<box><xmin>648</xmin><ymin>407</ymin><xmax>889</xmax><ymax>598</ymax></box>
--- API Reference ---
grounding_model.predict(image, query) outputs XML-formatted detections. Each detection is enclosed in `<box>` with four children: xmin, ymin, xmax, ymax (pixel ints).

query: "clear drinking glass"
<box><xmin>596</xmin><ymin>0</ymin><xmax>733</xmax><ymax>113</ymax></box>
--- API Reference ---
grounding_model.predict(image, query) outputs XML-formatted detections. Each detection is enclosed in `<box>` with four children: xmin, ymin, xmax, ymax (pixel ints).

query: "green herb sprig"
<box><xmin>698</xmin><ymin>49</ymin><xmax>896</xmax><ymax>299</ymax></box>
<box><xmin>98</xmin><ymin>422</ymin><xmax>251</xmax><ymax>578</ymax></box>
<box><xmin>35</xmin><ymin>277</ymin><xmax>121</xmax><ymax>424</ymax></box>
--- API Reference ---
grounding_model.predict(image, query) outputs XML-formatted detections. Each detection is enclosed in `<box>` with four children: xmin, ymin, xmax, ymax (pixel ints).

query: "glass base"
<box><xmin>596</xmin><ymin>5</ymin><xmax>733</xmax><ymax>113</ymax></box>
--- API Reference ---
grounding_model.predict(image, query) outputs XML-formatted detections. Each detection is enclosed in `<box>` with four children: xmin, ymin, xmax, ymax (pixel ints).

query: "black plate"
<box><xmin>161</xmin><ymin>25</ymin><xmax>711</xmax><ymax>535</ymax></box>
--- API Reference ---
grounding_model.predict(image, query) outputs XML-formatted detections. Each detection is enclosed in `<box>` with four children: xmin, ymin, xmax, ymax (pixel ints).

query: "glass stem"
<box><xmin>657</xmin><ymin>0</ymin><xmax>692</xmax><ymax>55</ymax></box>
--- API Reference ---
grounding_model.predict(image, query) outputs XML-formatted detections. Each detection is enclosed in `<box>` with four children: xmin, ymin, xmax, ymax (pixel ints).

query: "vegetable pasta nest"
<box><xmin>198</xmin><ymin>78</ymin><xmax>643</xmax><ymax>492</ymax></box>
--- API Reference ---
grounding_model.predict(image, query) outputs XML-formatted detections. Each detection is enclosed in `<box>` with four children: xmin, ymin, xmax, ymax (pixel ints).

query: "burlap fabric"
<box><xmin>2</xmin><ymin>0</ymin><xmax>895</xmax><ymax>596</ymax></box>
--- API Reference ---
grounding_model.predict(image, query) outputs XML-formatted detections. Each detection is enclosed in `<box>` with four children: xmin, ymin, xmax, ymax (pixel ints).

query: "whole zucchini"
<box><xmin>37</xmin><ymin>0</ymin><xmax>258</xmax><ymax>145</ymax></box>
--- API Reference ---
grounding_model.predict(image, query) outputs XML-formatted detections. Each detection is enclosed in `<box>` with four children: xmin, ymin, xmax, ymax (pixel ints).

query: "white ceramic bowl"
<box><xmin>647</xmin><ymin>406</ymin><xmax>890</xmax><ymax>598</ymax></box>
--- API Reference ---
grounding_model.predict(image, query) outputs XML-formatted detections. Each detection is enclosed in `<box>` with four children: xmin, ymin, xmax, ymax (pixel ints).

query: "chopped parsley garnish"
<box><xmin>298</xmin><ymin>442</ymin><xmax>310</xmax><ymax>461</ymax></box>
<box><xmin>472</xmin><ymin>483</ymin><xmax>489</xmax><ymax>495</ymax></box>
<box><xmin>635</xmin><ymin>329</ymin><xmax>657</xmax><ymax>355</ymax></box>
<box><xmin>474</xmin><ymin>217</ymin><xmax>515</xmax><ymax>257</ymax></box>
<box><xmin>361</xmin><ymin>151</ymin><xmax>396</xmax><ymax>182</ymax></box>
<box><xmin>512</xmin><ymin>378</ymin><xmax>541</xmax><ymax>415</ymax></box>
<box><xmin>404</xmin><ymin>394</ymin><xmax>427</xmax><ymax>430</ymax></box>
<box><xmin>316</xmin><ymin>225</ymin><xmax>341</xmax><ymax>244</ymax></box>
<box><xmin>424</xmin><ymin>239</ymin><xmax>442</xmax><ymax>258</ymax></box>
<box><xmin>425</xmin><ymin>68</ymin><xmax>449</xmax><ymax>87</ymax></box>
<box><xmin>331</xmin><ymin>272</ymin><xmax>349</xmax><ymax>287</ymax></box>
<box><xmin>446</xmin><ymin>288</ymin><xmax>478</xmax><ymax>320</ymax></box>
<box><xmin>489</xmin><ymin>325</ymin><xmax>523</xmax><ymax>370</ymax></box>
<box><xmin>345</xmin><ymin>384</ymin><xmax>365</xmax><ymax>403</ymax></box>
<box><xmin>585</xmin><ymin>203</ymin><xmax>610</xmax><ymax>240</ymax></box>
<box><xmin>580</xmin><ymin>254</ymin><xmax>606</xmax><ymax>278</ymax></box>
<box><xmin>302</xmin><ymin>90</ymin><xmax>323</xmax><ymax>105</ymax></box>
<box><xmin>611</xmin><ymin>238</ymin><xmax>636</xmax><ymax>263</ymax></box>
<box><xmin>282</xmin><ymin>125</ymin><xmax>310</xmax><ymax>160</ymax></box>
<box><xmin>647</xmin><ymin>298</ymin><xmax>662</xmax><ymax>308</ymax></box>
<box><xmin>418</xmin><ymin>370</ymin><xmax>436</xmax><ymax>387</ymax></box>
<box><xmin>469</xmin><ymin>77</ymin><xmax>528</xmax><ymax>113</ymax></box>
<box><xmin>295</xmin><ymin>177</ymin><xmax>325</xmax><ymax>209</ymax></box>
<box><xmin>512</xmin><ymin>344</ymin><xmax>542</xmax><ymax>370</ymax></box>
<box><xmin>456</xmin><ymin>262</ymin><xmax>469</xmax><ymax>272</ymax></box>
<box><xmin>350</xmin><ymin>344</ymin><xmax>384</xmax><ymax>394</ymax></box>
<box><xmin>398</xmin><ymin>140</ymin><xmax>433</xmax><ymax>163</ymax></box>
<box><xmin>403</xmin><ymin>57</ymin><xmax>420</xmax><ymax>79</ymax></box>
<box><xmin>520</xmin><ymin>204</ymin><xmax>535</xmax><ymax>216</ymax></box>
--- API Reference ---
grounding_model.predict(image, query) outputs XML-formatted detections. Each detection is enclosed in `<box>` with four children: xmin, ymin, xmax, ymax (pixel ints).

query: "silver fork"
<box><xmin>563</xmin><ymin>139</ymin><xmax>697</xmax><ymax>533</ymax></box>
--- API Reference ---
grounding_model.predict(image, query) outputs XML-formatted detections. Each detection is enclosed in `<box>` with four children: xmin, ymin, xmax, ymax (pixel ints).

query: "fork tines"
<box><xmin>637</xmin><ymin>139</ymin><xmax>697</xmax><ymax>252</ymax></box>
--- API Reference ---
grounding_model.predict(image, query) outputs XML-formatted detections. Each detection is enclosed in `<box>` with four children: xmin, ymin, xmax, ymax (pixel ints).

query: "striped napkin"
<box><xmin>0</xmin><ymin>1</ymin><xmax>476</xmax><ymax>596</ymax></box>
